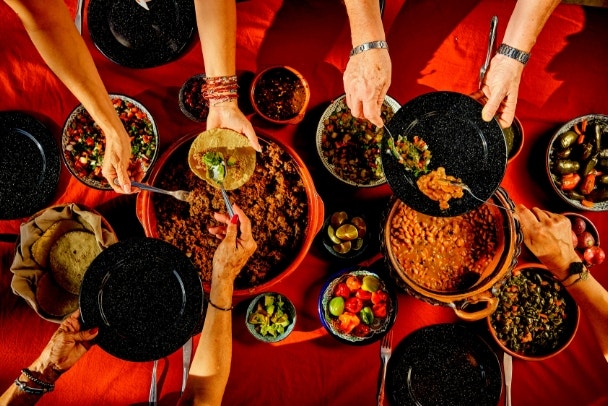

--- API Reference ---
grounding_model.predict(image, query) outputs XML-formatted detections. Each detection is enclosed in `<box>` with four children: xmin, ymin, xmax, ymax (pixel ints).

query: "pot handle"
<box><xmin>311</xmin><ymin>192</ymin><xmax>325</xmax><ymax>235</ymax></box>
<box><xmin>452</xmin><ymin>291</ymin><xmax>499</xmax><ymax>322</ymax></box>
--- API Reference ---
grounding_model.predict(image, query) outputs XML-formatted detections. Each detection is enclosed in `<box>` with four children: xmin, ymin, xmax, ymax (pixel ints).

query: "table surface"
<box><xmin>1</xmin><ymin>0</ymin><xmax>607</xmax><ymax>405</ymax></box>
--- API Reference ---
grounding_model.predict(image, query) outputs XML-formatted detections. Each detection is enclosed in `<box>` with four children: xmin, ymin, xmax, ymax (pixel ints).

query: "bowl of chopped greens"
<box><xmin>246</xmin><ymin>292</ymin><xmax>296</xmax><ymax>343</ymax></box>
<box><xmin>62</xmin><ymin>94</ymin><xmax>159</xmax><ymax>190</ymax></box>
<box><xmin>316</xmin><ymin>94</ymin><xmax>400</xmax><ymax>187</ymax></box>
<box><xmin>487</xmin><ymin>264</ymin><xmax>579</xmax><ymax>361</ymax></box>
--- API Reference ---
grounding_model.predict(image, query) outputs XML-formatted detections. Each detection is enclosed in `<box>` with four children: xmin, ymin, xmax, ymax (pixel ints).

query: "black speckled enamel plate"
<box><xmin>88</xmin><ymin>0</ymin><xmax>195</xmax><ymax>68</ymax></box>
<box><xmin>79</xmin><ymin>238</ymin><xmax>203</xmax><ymax>362</ymax></box>
<box><xmin>387</xmin><ymin>323</ymin><xmax>502</xmax><ymax>406</ymax></box>
<box><xmin>0</xmin><ymin>112</ymin><xmax>60</xmax><ymax>220</ymax></box>
<box><xmin>382</xmin><ymin>91</ymin><xmax>506</xmax><ymax>217</ymax></box>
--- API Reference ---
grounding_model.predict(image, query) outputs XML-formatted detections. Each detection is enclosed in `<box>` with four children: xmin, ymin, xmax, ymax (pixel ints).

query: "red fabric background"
<box><xmin>1</xmin><ymin>0</ymin><xmax>607</xmax><ymax>405</ymax></box>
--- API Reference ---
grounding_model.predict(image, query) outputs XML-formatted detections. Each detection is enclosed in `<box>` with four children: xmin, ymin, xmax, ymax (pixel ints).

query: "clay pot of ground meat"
<box><xmin>135</xmin><ymin>130</ymin><xmax>324</xmax><ymax>297</ymax></box>
<box><xmin>381</xmin><ymin>187</ymin><xmax>523</xmax><ymax>321</ymax></box>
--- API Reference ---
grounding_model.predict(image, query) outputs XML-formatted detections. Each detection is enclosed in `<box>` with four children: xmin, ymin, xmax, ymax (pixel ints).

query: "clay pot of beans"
<box><xmin>380</xmin><ymin>187</ymin><xmax>523</xmax><ymax>321</ymax></box>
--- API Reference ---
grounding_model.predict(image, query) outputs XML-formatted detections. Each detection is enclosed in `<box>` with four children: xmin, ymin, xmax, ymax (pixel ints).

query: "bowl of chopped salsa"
<box><xmin>316</xmin><ymin>94</ymin><xmax>400</xmax><ymax>187</ymax></box>
<box><xmin>61</xmin><ymin>94</ymin><xmax>159</xmax><ymax>190</ymax></box>
<box><xmin>487</xmin><ymin>264</ymin><xmax>579</xmax><ymax>360</ymax></box>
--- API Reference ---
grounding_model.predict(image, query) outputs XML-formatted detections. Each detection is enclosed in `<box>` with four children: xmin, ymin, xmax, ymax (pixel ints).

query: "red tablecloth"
<box><xmin>1</xmin><ymin>0</ymin><xmax>608</xmax><ymax>405</ymax></box>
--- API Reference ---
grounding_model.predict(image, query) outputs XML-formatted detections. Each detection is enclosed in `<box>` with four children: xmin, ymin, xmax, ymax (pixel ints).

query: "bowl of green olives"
<box><xmin>546</xmin><ymin>114</ymin><xmax>608</xmax><ymax>211</ymax></box>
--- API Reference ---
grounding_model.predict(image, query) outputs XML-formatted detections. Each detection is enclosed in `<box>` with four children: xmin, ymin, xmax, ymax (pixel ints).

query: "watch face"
<box><xmin>569</xmin><ymin>262</ymin><xmax>586</xmax><ymax>275</ymax></box>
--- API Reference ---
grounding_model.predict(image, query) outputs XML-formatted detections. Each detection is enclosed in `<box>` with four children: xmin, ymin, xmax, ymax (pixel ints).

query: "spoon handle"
<box><xmin>221</xmin><ymin>187</ymin><xmax>235</xmax><ymax>218</ymax></box>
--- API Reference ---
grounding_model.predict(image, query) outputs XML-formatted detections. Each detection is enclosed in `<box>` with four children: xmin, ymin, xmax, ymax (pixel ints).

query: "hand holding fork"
<box><xmin>377</xmin><ymin>330</ymin><xmax>393</xmax><ymax>406</ymax></box>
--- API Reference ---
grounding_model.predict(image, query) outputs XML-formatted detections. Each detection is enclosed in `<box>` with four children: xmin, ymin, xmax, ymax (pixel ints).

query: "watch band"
<box><xmin>560</xmin><ymin>261</ymin><xmax>589</xmax><ymax>287</ymax></box>
<box><xmin>497</xmin><ymin>43</ymin><xmax>530</xmax><ymax>65</ymax></box>
<box><xmin>350</xmin><ymin>40</ymin><xmax>389</xmax><ymax>57</ymax></box>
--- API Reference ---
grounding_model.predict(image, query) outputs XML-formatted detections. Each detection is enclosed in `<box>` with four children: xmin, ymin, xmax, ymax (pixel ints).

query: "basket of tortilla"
<box><xmin>10</xmin><ymin>203</ymin><xmax>118</xmax><ymax>322</ymax></box>
<box><xmin>188</xmin><ymin>128</ymin><xmax>257</xmax><ymax>190</ymax></box>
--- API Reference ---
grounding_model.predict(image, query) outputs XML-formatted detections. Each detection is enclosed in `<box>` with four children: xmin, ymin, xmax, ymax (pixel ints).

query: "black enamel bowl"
<box><xmin>382</xmin><ymin>91</ymin><xmax>507</xmax><ymax>217</ymax></box>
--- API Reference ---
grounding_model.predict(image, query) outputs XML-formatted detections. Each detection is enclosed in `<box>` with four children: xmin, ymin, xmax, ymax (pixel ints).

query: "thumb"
<box><xmin>223</xmin><ymin>214</ymin><xmax>239</xmax><ymax>244</ymax></box>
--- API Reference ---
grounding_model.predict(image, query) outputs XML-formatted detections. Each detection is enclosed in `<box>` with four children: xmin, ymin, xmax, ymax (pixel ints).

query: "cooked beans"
<box><xmin>388</xmin><ymin>201</ymin><xmax>498</xmax><ymax>291</ymax></box>
<box><xmin>416</xmin><ymin>167</ymin><xmax>464</xmax><ymax>210</ymax></box>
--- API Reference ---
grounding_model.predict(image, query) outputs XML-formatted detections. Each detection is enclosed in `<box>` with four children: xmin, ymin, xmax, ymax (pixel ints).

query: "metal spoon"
<box><xmin>209</xmin><ymin>160</ymin><xmax>235</xmax><ymax>217</ymax></box>
<box><xmin>113</xmin><ymin>179</ymin><xmax>191</xmax><ymax>202</ymax></box>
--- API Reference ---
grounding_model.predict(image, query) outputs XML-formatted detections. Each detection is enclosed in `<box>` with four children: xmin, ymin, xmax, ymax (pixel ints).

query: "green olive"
<box><xmin>554</xmin><ymin>159</ymin><xmax>580</xmax><ymax>175</ymax></box>
<box><xmin>559</xmin><ymin>131</ymin><xmax>578</xmax><ymax>149</ymax></box>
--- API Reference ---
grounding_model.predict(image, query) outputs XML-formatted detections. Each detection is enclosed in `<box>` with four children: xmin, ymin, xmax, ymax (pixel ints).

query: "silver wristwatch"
<box><xmin>497</xmin><ymin>43</ymin><xmax>530</xmax><ymax>65</ymax></box>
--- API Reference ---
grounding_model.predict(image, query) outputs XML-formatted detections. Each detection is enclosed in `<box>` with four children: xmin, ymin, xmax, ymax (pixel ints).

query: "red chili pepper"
<box><xmin>371</xmin><ymin>290</ymin><xmax>388</xmax><ymax>305</ymax></box>
<box><xmin>580</xmin><ymin>173</ymin><xmax>596</xmax><ymax>195</ymax></box>
<box><xmin>560</xmin><ymin>173</ymin><xmax>581</xmax><ymax>191</ymax></box>
<box><xmin>355</xmin><ymin>289</ymin><xmax>372</xmax><ymax>301</ymax></box>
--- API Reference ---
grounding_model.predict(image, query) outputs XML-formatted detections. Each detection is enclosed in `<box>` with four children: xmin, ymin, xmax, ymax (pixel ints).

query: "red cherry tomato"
<box><xmin>344</xmin><ymin>297</ymin><xmax>363</xmax><ymax>314</ymax></box>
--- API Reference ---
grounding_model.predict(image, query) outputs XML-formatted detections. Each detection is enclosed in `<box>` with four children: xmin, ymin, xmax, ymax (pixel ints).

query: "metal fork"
<box><xmin>132</xmin><ymin>181</ymin><xmax>191</xmax><ymax>202</ymax></box>
<box><xmin>479</xmin><ymin>16</ymin><xmax>498</xmax><ymax>88</ymax></box>
<box><xmin>74</xmin><ymin>0</ymin><xmax>84</xmax><ymax>34</ymax></box>
<box><xmin>377</xmin><ymin>330</ymin><xmax>393</xmax><ymax>406</ymax></box>
<box><xmin>439</xmin><ymin>179</ymin><xmax>513</xmax><ymax>212</ymax></box>
<box><xmin>149</xmin><ymin>359</ymin><xmax>158</xmax><ymax>406</ymax></box>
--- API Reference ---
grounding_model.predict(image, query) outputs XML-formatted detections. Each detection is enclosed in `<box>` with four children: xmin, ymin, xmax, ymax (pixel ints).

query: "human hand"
<box><xmin>343</xmin><ymin>49</ymin><xmax>391</xmax><ymax>128</ymax></box>
<box><xmin>102</xmin><ymin>131</ymin><xmax>135</xmax><ymax>194</ymax></box>
<box><xmin>513</xmin><ymin>204</ymin><xmax>581</xmax><ymax>280</ymax></box>
<box><xmin>474</xmin><ymin>54</ymin><xmax>525</xmax><ymax>128</ymax></box>
<box><xmin>208</xmin><ymin>204</ymin><xmax>257</xmax><ymax>283</ymax></box>
<box><xmin>33</xmin><ymin>310</ymin><xmax>98</xmax><ymax>377</ymax></box>
<box><xmin>207</xmin><ymin>102</ymin><xmax>261</xmax><ymax>152</ymax></box>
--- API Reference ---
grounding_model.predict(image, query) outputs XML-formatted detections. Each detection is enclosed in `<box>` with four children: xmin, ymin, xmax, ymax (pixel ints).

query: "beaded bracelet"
<box><xmin>20</xmin><ymin>369</ymin><xmax>55</xmax><ymax>390</ymax></box>
<box><xmin>208</xmin><ymin>299</ymin><xmax>233</xmax><ymax>311</ymax></box>
<box><xmin>202</xmin><ymin>75</ymin><xmax>239</xmax><ymax>106</ymax></box>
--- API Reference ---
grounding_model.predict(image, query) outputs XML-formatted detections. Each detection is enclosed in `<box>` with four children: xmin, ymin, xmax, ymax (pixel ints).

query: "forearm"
<box><xmin>5</xmin><ymin>0</ymin><xmax>127</xmax><ymax>144</ymax></box>
<box><xmin>0</xmin><ymin>358</ymin><xmax>61</xmax><ymax>406</ymax></box>
<box><xmin>179</xmin><ymin>277</ymin><xmax>234</xmax><ymax>406</ymax></box>
<box><xmin>343</xmin><ymin>0</ymin><xmax>385</xmax><ymax>46</ymax></box>
<box><xmin>194</xmin><ymin>0</ymin><xmax>236</xmax><ymax>77</ymax></box>
<box><xmin>566</xmin><ymin>276</ymin><xmax>608</xmax><ymax>362</ymax></box>
<box><xmin>503</xmin><ymin>0</ymin><xmax>560</xmax><ymax>52</ymax></box>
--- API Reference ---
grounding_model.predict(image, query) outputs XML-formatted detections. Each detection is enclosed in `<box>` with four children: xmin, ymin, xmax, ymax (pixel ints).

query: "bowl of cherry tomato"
<box><xmin>318</xmin><ymin>266</ymin><xmax>397</xmax><ymax>345</ymax></box>
<box><xmin>563</xmin><ymin>212</ymin><xmax>604</xmax><ymax>266</ymax></box>
<box><xmin>62</xmin><ymin>94</ymin><xmax>159</xmax><ymax>190</ymax></box>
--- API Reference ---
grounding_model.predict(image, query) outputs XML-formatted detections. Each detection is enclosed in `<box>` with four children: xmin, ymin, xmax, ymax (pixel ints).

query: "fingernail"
<box><xmin>90</xmin><ymin>327</ymin><xmax>99</xmax><ymax>334</ymax></box>
<box><xmin>231</xmin><ymin>214</ymin><xmax>239</xmax><ymax>224</ymax></box>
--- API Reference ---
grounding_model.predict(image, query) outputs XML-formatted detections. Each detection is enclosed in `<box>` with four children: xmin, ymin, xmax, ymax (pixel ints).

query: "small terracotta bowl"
<box><xmin>250</xmin><ymin>66</ymin><xmax>310</xmax><ymax>125</ymax></box>
<box><xmin>487</xmin><ymin>264</ymin><xmax>579</xmax><ymax>361</ymax></box>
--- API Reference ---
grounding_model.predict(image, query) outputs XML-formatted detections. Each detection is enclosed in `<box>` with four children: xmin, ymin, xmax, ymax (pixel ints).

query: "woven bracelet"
<box><xmin>208</xmin><ymin>299</ymin><xmax>233</xmax><ymax>311</ymax></box>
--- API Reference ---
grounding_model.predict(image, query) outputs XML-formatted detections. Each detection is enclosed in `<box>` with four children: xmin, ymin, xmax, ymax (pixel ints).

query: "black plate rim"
<box><xmin>387</xmin><ymin>323</ymin><xmax>503</xmax><ymax>406</ymax></box>
<box><xmin>87</xmin><ymin>0</ymin><xmax>196</xmax><ymax>68</ymax></box>
<box><xmin>0</xmin><ymin>111</ymin><xmax>60</xmax><ymax>220</ymax></box>
<box><xmin>382</xmin><ymin>91</ymin><xmax>507</xmax><ymax>217</ymax></box>
<box><xmin>79</xmin><ymin>237</ymin><xmax>203</xmax><ymax>362</ymax></box>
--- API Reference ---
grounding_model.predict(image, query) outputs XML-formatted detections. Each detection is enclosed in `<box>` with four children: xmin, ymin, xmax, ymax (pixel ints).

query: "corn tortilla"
<box><xmin>188</xmin><ymin>128</ymin><xmax>256</xmax><ymax>190</ymax></box>
<box><xmin>50</xmin><ymin>230</ymin><xmax>101</xmax><ymax>295</ymax></box>
<box><xmin>31</xmin><ymin>219</ymin><xmax>85</xmax><ymax>268</ymax></box>
<box><xmin>36</xmin><ymin>272</ymin><xmax>79</xmax><ymax>318</ymax></box>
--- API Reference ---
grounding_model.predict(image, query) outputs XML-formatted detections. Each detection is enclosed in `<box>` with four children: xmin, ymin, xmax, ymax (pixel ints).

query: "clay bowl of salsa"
<box><xmin>250</xmin><ymin>66</ymin><xmax>310</xmax><ymax>125</ymax></box>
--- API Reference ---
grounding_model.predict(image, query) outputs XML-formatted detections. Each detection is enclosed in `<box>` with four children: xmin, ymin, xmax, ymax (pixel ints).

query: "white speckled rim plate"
<box><xmin>316</xmin><ymin>94</ymin><xmax>401</xmax><ymax>187</ymax></box>
<box><xmin>79</xmin><ymin>238</ymin><xmax>203</xmax><ymax>362</ymax></box>
<box><xmin>61</xmin><ymin>94</ymin><xmax>159</xmax><ymax>190</ymax></box>
<box><xmin>387</xmin><ymin>323</ymin><xmax>502</xmax><ymax>406</ymax></box>
<box><xmin>88</xmin><ymin>0</ymin><xmax>195</xmax><ymax>68</ymax></box>
<box><xmin>546</xmin><ymin>113</ymin><xmax>608</xmax><ymax>212</ymax></box>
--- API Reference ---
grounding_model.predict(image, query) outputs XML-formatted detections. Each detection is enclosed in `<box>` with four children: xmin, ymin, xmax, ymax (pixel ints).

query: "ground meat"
<box><xmin>153</xmin><ymin>138</ymin><xmax>308</xmax><ymax>290</ymax></box>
